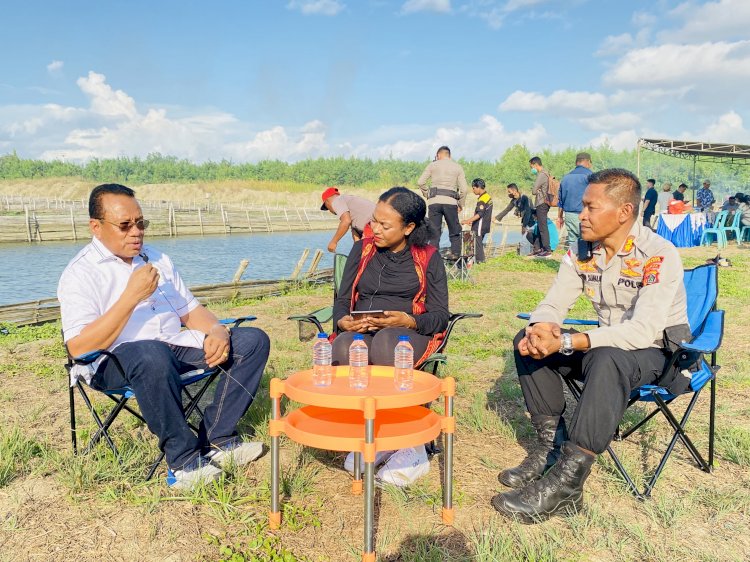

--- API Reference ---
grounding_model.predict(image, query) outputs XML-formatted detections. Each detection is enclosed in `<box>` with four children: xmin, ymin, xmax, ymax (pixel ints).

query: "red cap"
<box><xmin>320</xmin><ymin>186</ymin><xmax>339</xmax><ymax>210</ymax></box>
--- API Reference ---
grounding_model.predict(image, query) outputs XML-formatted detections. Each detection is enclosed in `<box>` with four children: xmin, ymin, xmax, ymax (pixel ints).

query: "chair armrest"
<box><xmin>71</xmin><ymin>349</ymin><xmax>117</xmax><ymax>365</ymax></box>
<box><xmin>221</xmin><ymin>316</ymin><xmax>257</xmax><ymax>329</ymax></box>
<box><xmin>516</xmin><ymin>313</ymin><xmax>599</xmax><ymax>326</ymax></box>
<box><xmin>679</xmin><ymin>310</ymin><xmax>724</xmax><ymax>354</ymax></box>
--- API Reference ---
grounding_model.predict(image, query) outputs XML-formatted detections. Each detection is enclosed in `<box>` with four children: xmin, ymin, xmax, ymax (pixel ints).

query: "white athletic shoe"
<box><xmin>206</xmin><ymin>440</ymin><xmax>264</xmax><ymax>470</ymax></box>
<box><xmin>168</xmin><ymin>456</ymin><xmax>223</xmax><ymax>490</ymax></box>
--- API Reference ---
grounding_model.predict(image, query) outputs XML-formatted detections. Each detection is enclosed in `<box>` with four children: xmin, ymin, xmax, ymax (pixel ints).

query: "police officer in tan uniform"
<box><xmin>492</xmin><ymin>168</ymin><xmax>690</xmax><ymax>523</ymax></box>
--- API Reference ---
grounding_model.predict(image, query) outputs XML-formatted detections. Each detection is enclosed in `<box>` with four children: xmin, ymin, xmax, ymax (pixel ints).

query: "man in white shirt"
<box><xmin>58</xmin><ymin>183</ymin><xmax>270</xmax><ymax>489</ymax></box>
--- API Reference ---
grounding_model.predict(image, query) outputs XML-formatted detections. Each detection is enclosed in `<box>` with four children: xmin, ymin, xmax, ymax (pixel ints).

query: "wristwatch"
<box><xmin>560</xmin><ymin>332</ymin><xmax>575</xmax><ymax>356</ymax></box>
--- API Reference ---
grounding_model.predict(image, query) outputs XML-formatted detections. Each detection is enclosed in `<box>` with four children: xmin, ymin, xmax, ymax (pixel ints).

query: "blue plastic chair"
<box><xmin>719</xmin><ymin>210</ymin><xmax>742</xmax><ymax>244</ymax></box>
<box><xmin>700</xmin><ymin>211</ymin><xmax>728</xmax><ymax>248</ymax></box>
<box><xmin>742</xmin><ymin>224</ymin><xmax>750</xmax><ymax>245</ymax></box>
<box><xmin>66</xmin><ymin>316</ymin><xmax>256</xmax><ymax>480</ymax></box>
<box><xmin>517</xmin><ymin>264</ymin><xmax>722</xmax><ymax>499</ymax></box>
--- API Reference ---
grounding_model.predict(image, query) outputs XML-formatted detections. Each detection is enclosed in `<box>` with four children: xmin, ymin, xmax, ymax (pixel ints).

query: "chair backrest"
<box><xmin>332</xmin><ymin>253</ymin><xmax>348</xmax><ymax>299</ymax></box>
<box><xmin>725</xmin><ymin>210</ymin><xmax>741</xmax><ymax>228</ymax></box>
<box><xmin>711</xmin><ymin>211</ymin><xmax>728</xmax><ymax>229</ymax></box>
<box><xmin>683</xmin><ymin>264</ymin><xmax>718</xmax><ymax>337</ymax></box>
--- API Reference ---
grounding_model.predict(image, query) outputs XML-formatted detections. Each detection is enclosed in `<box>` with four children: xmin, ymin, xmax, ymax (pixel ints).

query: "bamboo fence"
<box><xmin>0</xmin><ymin>197</ymin><xmax>339</xmax><ymax>243</ymax></box>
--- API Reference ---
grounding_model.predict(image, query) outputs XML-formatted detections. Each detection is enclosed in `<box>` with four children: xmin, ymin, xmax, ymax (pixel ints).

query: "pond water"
<box><xmin>0</xmin><ymin>228</ymin><xmax>520</xmax><ymax>305</ymax></box>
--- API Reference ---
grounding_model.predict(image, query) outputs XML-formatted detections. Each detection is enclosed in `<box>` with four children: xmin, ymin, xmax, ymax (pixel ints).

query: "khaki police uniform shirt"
<box><xmin>529</xmin><ymin>220</ymin><xmax>688</xmax><ymax>350</ymax></box>
<box><xmin>417</xmin><ymin>159</ymin><xmax>468</xmax><ymax>208</ymax></box>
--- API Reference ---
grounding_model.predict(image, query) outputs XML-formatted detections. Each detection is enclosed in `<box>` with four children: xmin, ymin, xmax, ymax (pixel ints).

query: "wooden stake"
<box><xmin>499</xmin><ymin>226</ymin><xmax>509</xmax><ymax>256</ymax></box>
<box><xmin>306</xmin><ymin>249</ymin><xmax>324</xmax><ymax>277</ymax></box>
<box><xmin>25</xmin><ymin>206</ymin><xmax>32</xmax><ymax>243</ymax></box>
<box><xmin>290</xmin><ymin>249</ymin><xmax>310</xmax><ymax>280</ymax></box>
<box><xmin>70</xmin><ymin>207</ymin><xmax>77</xmax><ymax>241</ymax></box>
<box><xmin>233</xmin><ymin>259</ymin><xmax>249</xmax><ymax>282</ymax></box>
<box><xmin>198</xmin><ymin>208</ymin><xmax>204</xmax><ymax>235</ymax></box>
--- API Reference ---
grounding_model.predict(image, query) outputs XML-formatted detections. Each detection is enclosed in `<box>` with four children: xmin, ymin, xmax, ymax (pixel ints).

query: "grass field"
<box><xmin>1</xmin><ymin>244</ymin><xmax>748</xmax><ymax>561</ymax></box>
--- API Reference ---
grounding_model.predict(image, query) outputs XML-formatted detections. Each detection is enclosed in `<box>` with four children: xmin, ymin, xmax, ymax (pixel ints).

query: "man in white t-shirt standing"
<box><xmin>321</xmin><ymin>186</ymin><xmax>376</xmax><ymax>253</ymax></box>
<box><xmin>58</xmin><ymin>183</ymin><xmax>271</xmax><ymax>489</ymax></box>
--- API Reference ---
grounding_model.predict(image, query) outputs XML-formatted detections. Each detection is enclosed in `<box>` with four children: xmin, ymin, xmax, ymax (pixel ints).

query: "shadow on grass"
<box><xmin>381</xmin><ymin>528</ymin><xmax>473</xmax><ymax>562</ymax></box>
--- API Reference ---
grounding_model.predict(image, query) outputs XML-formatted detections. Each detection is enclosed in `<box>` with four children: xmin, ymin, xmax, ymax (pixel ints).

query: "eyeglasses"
<box><xmin>98</xmin><ymin>218</ymin><xmax>150</xmax><ymax>232</ymax></box>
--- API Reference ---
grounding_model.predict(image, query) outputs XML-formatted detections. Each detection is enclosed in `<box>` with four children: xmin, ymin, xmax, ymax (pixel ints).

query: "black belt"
<box><xmin>428</xmin><ymin>187</ymin><xmax>459</xmax><ymax>199</ymax></box>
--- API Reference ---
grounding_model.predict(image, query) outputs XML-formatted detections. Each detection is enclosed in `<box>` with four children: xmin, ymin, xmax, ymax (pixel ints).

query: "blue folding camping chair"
<box><xmin>518</xmin><ymin>264</ymin><xmax>722</xmax><ymax>499</ymax></box>
<box><xmin>66</xmin><ymin>316</ymin><xmax>256</xmax><ymax>480</ymax></box>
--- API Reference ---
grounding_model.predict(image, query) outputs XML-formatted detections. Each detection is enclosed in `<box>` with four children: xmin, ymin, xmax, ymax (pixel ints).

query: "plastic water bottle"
<box><xmin>394</xmin><ymin>335</ymin><xmax>414</xmax><ymax>391</ymax></box>
<box><xmin>348</xmin><ymin>334</ymin><xmax>369</xmax><ymax>389</ymax></box>
<box><xmin>312</xmin><ymin>333</ymin><xmax>333</xmax><ymax>387</ymax></box>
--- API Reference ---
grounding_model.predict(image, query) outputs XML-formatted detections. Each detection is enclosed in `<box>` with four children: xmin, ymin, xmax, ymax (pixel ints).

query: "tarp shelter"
<box><xmin>637</xmin><ymin>138</ymin><xmax>750</xmax><ymax>203</ymax></box>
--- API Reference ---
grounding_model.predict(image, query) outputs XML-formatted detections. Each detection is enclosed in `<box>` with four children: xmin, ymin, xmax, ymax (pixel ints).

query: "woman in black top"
<box><xmin>332</xmin><ymin>187</ymin><xmax>449</xmax><ymax>366</ymax></box>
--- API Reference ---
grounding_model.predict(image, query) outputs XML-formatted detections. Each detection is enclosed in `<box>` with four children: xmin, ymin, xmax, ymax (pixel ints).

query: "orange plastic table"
<box><xmin>269</xmin><ymin>365</ymin><xmax>456</xmax><ymax>562</ymax></box>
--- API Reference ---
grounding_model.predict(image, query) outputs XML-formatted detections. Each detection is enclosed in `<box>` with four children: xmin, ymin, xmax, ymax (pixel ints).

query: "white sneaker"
<box><xmin>168</xmin><ymin>456</ymin><xmax>222</xmax><ymax>489</ymax></box>
<box><xmin>344</xmin><ymin>450</ymin><xmax>396</xmax><ymax>473</ymax></box>
<box><xmin>376</xmin><ymin>446</ymin><xmax>430</xmax><ymax>487</ymax></box>
<box><xmin>206</xmin><ymin>440</ymin><xmax>264</xmax><ymax>470</ymax></box>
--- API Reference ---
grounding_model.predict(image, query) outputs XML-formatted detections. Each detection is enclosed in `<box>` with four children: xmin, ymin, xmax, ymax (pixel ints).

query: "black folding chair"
<box><xmin>518</xmin><ymin>264</ymin><xmax>722</xmax><ymax>499</ymax></box>
<box><xmin>65</xmin><ymin>316</ymin><xmax>255</xmax><ymax>480</ymax></box>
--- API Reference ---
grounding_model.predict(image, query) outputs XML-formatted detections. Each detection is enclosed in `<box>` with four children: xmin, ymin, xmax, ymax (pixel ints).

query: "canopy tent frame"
<box><xmin>636</xmin><ymin>138</ymin><xmax>750</xmax><ymax>204</ymax></box>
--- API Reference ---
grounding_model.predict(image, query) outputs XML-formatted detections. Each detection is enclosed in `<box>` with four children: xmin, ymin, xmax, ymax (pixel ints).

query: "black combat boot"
<box><xmin>491</xmin><ymin>441</ymin><xmax>596</xmax><ymax>524</ymax></box>
<box><xmin>498</xmin><ymin>415</ymin><xmax>567</xmax><ymax>488</ymax></box>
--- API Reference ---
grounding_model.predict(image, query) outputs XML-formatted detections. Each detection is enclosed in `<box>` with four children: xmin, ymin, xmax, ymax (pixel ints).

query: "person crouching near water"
<box><xmin>331</xmin><ymin>186</ymin><xmax>450</xmax><ymax>484</ymax></box>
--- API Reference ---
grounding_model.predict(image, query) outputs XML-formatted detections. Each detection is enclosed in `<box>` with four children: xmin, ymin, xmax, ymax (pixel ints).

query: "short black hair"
<box><xmin>437</xmin><ymin>145</ymin><xmax>451</xmax><ymax>157</ymax></box>
<box><xmin>529</xmin><ymin>156</ymin><xmax>542</xmax><ymax>166</ymax></box>
<box><xmin>678</xmin><ymin>183</ymin><xmax>688</xmax><ymax>189</ymax></box>
<box><xmin>89</xmin><ymin>183</ymin><xmax>136</xmax><ymax>219</ymax></box>
<box><xmin>379</xmin><ymin>186</ymin><xmax>433</xmax><ymax>248</ymax></box>
<box><xmin>506</xmin><ymin>183</ymin><xmax>519</xmax><ymax>191</ymax></box>
<box><xmin>588</xmin><ymin>168</ymin><xmax>641</xmax><ymax>213</ymax></box>
<box><xmin>471</xmin><ymin>178</ymin><xmax>486</xmax><ymax>189</ymax></box>
<box><xmin>647</xmin><ymin>179</ymin><xmax>656</xmax><ymax>185</ymax></box>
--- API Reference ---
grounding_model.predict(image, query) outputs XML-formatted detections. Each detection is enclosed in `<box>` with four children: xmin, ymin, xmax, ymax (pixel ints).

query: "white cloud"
<box><xmin>693</xmin><ymin>111</ymin><xmax>748</xmax><ymax>143</ymax></box>
<box><xmin>365</xmin><ymin>115</ymin><xmax>547</xmax><ymax>160</ymax></box>
<box><xmin>77</xmin><ymin>71</ymin><xmax>138</xmax><ymax>119</ymax></box>
<box><xmin>595</xmin><ymin>33</ymin><xmax>633</xmax><ymax>57</ymax></box>
<box><xmin>2</xmin><ymin>71</ymin><xmax>552</xmax><ymax>162</ymax></box>
<box><xmin>286</xmin><ymin>0</ymin><xmax>345</xmax><ymax>16</ymax></box>
<box><xmin>46</xmin><ymin>60</ymin><xmax>64</xmax><ymax>74</ymax></box>
<box><xmin>604</xmin><ymin>40</ymin><xmax>750</xmax><ymax>87</ymax></box>
<box><xmin>500</xmin><ymin>89</ymin><xmax>608</xmax><ymax>115</ymax></box>
<box><xmin>587</xmin><ymin>130</ymin><xmax>640</xmax><ymax>152</ymax></box>
<box><xmin>661</xmin><ymin>0</ymin><xmax>750</xmax><ymax>43</ymax></box>
<box><xmin>401</xmin><ymin>0</ymin><xmax>451</xmax><ymax>14</ymax></box>
<box><xmin>578</xmin><ymin>112</ymin><xmax>641</xmax><ymax>132</ymax></box>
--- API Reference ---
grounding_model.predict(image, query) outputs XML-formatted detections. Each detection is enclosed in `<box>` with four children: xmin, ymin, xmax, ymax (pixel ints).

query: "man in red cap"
<box><xmin>320</xmin><ymin>187</ymin><xmax>376</xmax><ymax>252</ymax></box>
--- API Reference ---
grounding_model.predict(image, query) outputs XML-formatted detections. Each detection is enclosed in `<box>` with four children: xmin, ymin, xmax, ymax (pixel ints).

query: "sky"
<box><xmin>0</xmin><ymin>0</ymin><xmax>748</xmax><ymax>163</ymax></box>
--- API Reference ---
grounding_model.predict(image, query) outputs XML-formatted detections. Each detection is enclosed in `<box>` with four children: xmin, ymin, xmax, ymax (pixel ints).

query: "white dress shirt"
<box><xmin>58</xmin><ymin>238</ymin><xmax>204</xmax><ymax>382</ymax></box>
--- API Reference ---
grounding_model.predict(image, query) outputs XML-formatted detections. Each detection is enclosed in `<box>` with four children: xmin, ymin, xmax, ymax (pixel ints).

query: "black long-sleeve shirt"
<box><xmin>333</xmin><ymin>241</ymin><xmax>449</xmax><ymax>336</ymax></box>
<box><xmin>495</xmin><ymin>194</ymin><xmax>534</xmax><ymax>228</ymax></box>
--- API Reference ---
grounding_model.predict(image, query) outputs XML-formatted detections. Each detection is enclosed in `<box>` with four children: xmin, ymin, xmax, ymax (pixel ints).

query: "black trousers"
<box><xmin>512</xmin><ymin>329</ymin><xmax>666</xmax><ymax>454</ymax></box>
<box><xmin>643</xmin><ymin>211</ymin><xmax>655</xmax><ymax>229</ymax></box>
<box><xmin>535</xmin><ymin>204</ymin><xmax>551</xmax><ymax>251</ymax></box>
<box><xmin>474</xmin><ymin>232</ymin><xmax>486</xmax><ymax>263</ymax></box>
<box><xmin>332</xmin><ymin>327</ymin><xmax>433</xmax><ymax>366</ymax></box>
<box><xmin>428</xmin><ymin>203</ymin><xmax>461</xmax><ymax>254</ymax></box>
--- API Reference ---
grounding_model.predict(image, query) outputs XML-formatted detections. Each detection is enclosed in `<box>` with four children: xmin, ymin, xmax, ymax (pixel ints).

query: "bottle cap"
<box><xmin>353</xmin><ymin>334</ymin><xmax>364</xmax><ymax>340</ymax></box>
<box><xmin>317</xmin><ymin>333</ymin><xmax>328</xmax><ymax>338</ymax></box>
<box><xmin>398</xmin><ymin>335</ymin><xmax>410</xmax><ymax>342</ymax></box>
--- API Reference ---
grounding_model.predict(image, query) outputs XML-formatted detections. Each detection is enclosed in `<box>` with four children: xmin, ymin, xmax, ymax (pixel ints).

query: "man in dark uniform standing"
<box><xmin>492</xmin><ymin>168</ymin><xmax>690</xmax><ymax>523</ymax></box>
<box><xmin>461</xmin><ymin>178</ymin><xmax>493</xmax><ymax>263</ymax></box>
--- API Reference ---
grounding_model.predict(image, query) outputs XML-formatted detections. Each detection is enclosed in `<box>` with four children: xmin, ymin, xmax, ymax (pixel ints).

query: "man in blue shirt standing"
<box><xmin>557</xmin><ymin>152</ymin><xmax>593</xmax><ymax>250</ymax></box>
